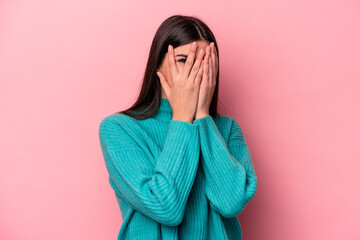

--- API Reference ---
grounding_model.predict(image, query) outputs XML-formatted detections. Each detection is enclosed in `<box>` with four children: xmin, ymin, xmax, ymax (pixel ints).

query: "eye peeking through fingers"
<box><xmin>177</xmin><ymin>58</ymin><xmax>187</xmax><ymax>63</ymax></box>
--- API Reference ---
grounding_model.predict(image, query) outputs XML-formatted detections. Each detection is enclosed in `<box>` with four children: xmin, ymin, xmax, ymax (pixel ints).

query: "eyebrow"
<box><xmin>175</xmin><ymin>54</ymin><xmax>188</xmax><ymax>58</ymax></box>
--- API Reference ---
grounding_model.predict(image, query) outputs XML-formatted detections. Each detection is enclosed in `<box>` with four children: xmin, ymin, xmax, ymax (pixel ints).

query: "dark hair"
<box><xmin>117</xmin><ymin>14</ymin><xmax>222</xmax><ymax>120</ymax></box>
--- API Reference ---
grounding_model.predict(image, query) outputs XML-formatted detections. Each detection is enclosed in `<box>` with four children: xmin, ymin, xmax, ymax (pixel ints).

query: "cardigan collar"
<box><xmin>153</xmin><ymin>97</ymin><xmax>173</xmax><ymax>122</ymax></box>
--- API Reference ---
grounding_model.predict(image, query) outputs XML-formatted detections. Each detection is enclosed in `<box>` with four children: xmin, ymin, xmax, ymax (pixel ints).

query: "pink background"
<box><xmin>1</xmin><ymin>0</ymin><xmax>359</xmax><ymax>239</ymax></box>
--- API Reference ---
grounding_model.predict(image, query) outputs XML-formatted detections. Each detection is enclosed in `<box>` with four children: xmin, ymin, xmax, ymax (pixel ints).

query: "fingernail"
<box><xmin>192</xmin><ymin>41</ymin><xmax>197</xmax><ymax>49</ymax></box>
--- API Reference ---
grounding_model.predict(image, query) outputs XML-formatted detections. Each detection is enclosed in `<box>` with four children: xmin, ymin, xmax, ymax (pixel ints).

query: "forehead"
<box><xmin>174</xmin><ymin>40</ymin><xmax>210</xmax><ymax>54</ymax></box>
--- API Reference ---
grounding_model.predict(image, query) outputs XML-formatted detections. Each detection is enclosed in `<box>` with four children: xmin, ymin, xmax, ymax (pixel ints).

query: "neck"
<box><xmin>153</xmin><ymin>97</ymin><xmax>173</xmax><ymax>122</ymax></box>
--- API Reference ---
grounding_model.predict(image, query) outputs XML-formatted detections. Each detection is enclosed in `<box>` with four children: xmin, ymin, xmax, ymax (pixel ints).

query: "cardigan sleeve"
<box><xmin>98</xmin><ymin>116</ymin><xmax>200</xmax><ymax>227</ymax></box>
<box><xmin>193</xmin><ymin>115</ymin><xmax>257</xmax><ymax>218</ymax></box>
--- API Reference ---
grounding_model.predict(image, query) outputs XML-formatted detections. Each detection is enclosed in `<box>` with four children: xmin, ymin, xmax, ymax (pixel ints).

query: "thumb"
<box><xmin>157</xmin><ymin>71</ymin><xmax>171</xmax><ymax>97</ymax></box>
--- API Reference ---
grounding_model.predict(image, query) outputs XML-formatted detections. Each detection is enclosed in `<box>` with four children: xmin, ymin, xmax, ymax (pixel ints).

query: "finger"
<box><xmin>203</xmin><ymin>50</ymin><xmax>209</xmax><ymax>80</ymax></box>
<box><xmin>210</xmin><ymin>42</ymin><xmax>218</xmax><ymax>69</ymax></box>
<box><xmin>208</xmin><ymin>54</ymin><xmax>213</xmax><ymax>84</ymax></box>
<box><xmin>182</xmin><ymin>41</ymin><xmax>198</xmax><ymax>78</ymax></box>
<box><xmin>188</xmin><ymin>48</ymin><xmax>205</xmax><ymax>83</ymax></box>
<box><xmin>205</xmin><ymin>45</ymin><xmax>210</xmax><ymax>71</ymax></box>
<box><xmin>157</xmin><ymin>71</ymin><xmax>171</xmax><ymax>97</ymax></box>
<box><xmin>167</xmin><ymin>45</ymin><xmax>179</xmax><ymax>78</ymax></box>
<box><xmin>195</xmin><ymin>60</ymin><xmax>204</xmax><ymax>86</ymax></box>
<box><xmin>210</xmin><ymin>42</ymin><xmax>219</xmax><ymax>76</ymax></box>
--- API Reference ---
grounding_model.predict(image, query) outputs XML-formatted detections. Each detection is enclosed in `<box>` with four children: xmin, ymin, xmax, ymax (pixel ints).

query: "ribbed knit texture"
<box><xmin>98</xmin><ymin>97</ymin><xmax>257</xmax><ymax>240</ymax></box>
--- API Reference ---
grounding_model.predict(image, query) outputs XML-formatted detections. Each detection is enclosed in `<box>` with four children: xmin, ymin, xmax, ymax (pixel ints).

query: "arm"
<box><xmin>98</xmin><ymin>116</ymin><xmax>200</xmax><ymax>226</ymax></box>
<box><xmin>193</xmin><ymin>115</ymin><xmax>257</xmax><ymax>218</ymax></box>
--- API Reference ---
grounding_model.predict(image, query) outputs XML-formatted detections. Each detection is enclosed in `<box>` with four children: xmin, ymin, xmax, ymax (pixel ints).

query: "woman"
<box><xmin>99</xmin><ymin>15</ymin><xmax>257</xmax><ymax>240</ymax></box>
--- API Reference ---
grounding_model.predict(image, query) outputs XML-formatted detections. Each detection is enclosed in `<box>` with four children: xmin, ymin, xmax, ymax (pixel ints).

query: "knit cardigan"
<box><xmin>98</xmin><ymin>97</ymin><xmax>257</xmax><ymax>240</ymax></box>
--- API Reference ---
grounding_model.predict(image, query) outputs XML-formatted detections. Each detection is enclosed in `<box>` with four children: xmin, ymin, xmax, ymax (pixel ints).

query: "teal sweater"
<box><xmin>98</xmin><ymin>97</ymin><xmax>257</xmax><ymax>240</ymax></box>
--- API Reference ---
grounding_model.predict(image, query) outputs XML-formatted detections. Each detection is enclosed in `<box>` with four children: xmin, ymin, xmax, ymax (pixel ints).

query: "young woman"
<box><xmin>99</xmin><ymin>15</ymin><xmax>257</xmax><ymax>240</ymax></box>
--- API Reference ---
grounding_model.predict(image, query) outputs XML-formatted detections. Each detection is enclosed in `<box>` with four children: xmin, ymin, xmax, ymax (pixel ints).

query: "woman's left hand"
<box><xmin>194</xmin><ymin>42</ymin><xmax>218</xmax><ymax>120</ymax></box>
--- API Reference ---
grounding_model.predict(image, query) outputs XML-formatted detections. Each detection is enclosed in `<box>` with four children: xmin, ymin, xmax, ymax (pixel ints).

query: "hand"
<box><xmin>157</xmin><ymin>42</ymin><xmax>205</xmax><ymax>123</ymax></box>
<box><xmin>195</xmin><ymin>42</ymin><xmax>218</xmax><ymax>120</ymax></box>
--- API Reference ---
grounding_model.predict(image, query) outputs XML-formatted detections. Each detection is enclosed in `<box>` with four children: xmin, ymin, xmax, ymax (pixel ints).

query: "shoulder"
<box><xmin>213</xmin><ymin>114</ymin><xmax>236</xmax><ymax>129</ymax></box>
<box><xmin>99</xmin><ymin>113</ymin><xmax>146</xmax><ymax>149</ymax></box>
<box><xmin>215</xmin><ymin>114</ymin><xmax>246</xmax><ymax>143</ymax></box>
<box><xmin>99</xmin><ymin>113</ymin><xmax>123</xmax><ymax>129</ymax></box>
<box><xmin>99</xmin><ymin>113</ymin><xmax>137</xmax><ymax>129</ymax></box>
<box><xmin>206</xmin><ymin>114</ymin><xmax>235</xmax><ymax>144</ymax></box>
<box><xmin>215</xmin><ymin>114</ymin><xmax>242</xmax><ymax>129</ymax></box>
<box><xmin>221</xmin><ymin>115</ymin><xmax>246</xmax><ymax>145</ymax></box>
<box><xmin>99</xmin><ymin>113</ymin><xmax>137</xmax><ymax>137</ymax></box>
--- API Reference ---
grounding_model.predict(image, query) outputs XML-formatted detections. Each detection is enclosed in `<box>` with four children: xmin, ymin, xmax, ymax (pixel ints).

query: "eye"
<box><xmin>177</xmin><ymin>59</ymin><xmax>186</xmax><ymax>63</ymax></box>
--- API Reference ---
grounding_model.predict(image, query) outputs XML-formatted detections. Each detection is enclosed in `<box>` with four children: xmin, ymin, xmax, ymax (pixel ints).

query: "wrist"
<box><xmin>194</xmin><ymin>112</ymin><xmax>210</xmax><ymax>120</ymax></box>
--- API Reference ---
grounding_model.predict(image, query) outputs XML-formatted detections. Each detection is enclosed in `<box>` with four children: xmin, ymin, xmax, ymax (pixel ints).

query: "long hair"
<box><xmin>117</xmin><ymin>15</ymin><xmax>221</xmax><ymax>120</ymax></box>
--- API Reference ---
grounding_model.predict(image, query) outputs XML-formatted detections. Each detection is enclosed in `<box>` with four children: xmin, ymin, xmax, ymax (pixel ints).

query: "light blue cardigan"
<box><xmin>98</xmin><ymin>97</ymin><xmax>257</xmax><ymax>239</ymax></box>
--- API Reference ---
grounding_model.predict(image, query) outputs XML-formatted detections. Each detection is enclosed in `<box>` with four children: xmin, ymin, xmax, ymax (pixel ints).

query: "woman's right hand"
<box><xmin>157</xmin><ymin>42</ymin><xmax>205</xmax><ymax>123</ymax></box>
